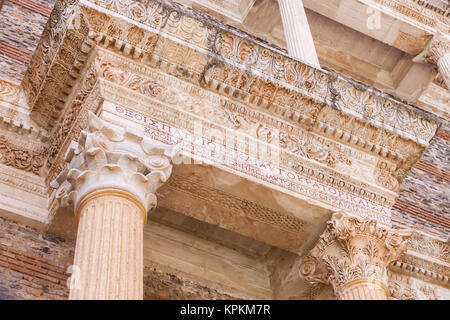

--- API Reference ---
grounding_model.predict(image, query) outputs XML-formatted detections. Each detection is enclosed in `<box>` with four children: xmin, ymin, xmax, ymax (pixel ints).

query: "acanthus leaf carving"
<box><xmin>300</xmin><ymin>211</ymin><xmax>411</xmax><ymax>299</ymax></box>
<box><xmin>51</xmin><ymin>111</ymin><xmax>180</xmax><ymax>215</ymax></box>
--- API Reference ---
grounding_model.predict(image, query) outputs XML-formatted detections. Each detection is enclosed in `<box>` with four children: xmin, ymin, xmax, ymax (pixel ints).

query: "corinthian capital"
<box><xmin>299</xmin><ymin>211</ymin><xmax>411</xmax><ymax>299</ymax></box>
<box><xmin>50</xmin><ymin>111</ymin><xmax>180</xmax><ymax>221</ymax></box>
<box><xmin>414</xmin><ymin>31</ymin><xmax>450</xmax><ymax>65</ymax></box>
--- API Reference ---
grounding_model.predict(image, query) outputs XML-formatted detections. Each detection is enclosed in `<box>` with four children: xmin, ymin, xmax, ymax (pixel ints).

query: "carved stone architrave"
<box><xmin>17</xmin><ymin>0</ymin><xmax>440</xmax><ymax>220</ymax></box>
<box><xmin>299</xmin><ymin>211</ymin><xmax>411</xmax><ymax>300</ymax></box>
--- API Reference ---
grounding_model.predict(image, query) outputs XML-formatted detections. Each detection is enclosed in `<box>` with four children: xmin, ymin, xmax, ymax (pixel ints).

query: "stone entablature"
<box><xmin>15</xmin><ymin>0</ymin><xmax>441</xmax><ymax>224</ymax></box>
<box><xmin>0</xmin><ymin>0</ymin><xmax>447</xmax><ymax>300</ymax></box>
<box><xmin>22</xmin><ymin>0</ymin><xmax>438</xmax><ymax>143</ymax></box>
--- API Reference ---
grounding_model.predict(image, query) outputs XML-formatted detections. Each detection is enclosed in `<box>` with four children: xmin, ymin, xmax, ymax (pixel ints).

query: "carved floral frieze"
<box><xmin>0</xmin><ymin>136</ymin><xmax>45</xmax><ymax>175</ymax></box>
<box><xmin>12</xmin><ymin>0</ymin><xmax>438</xmax><ymax>211</ymax></box>
<box><xmin>388</xmin><ymin>271</ymin><xmax>450</xmax><ymax>300</ymax></box>
<box><xmin>407</xmin><ymin>232</ymin><xmax>449</xmax><ymax>264</ymax></box>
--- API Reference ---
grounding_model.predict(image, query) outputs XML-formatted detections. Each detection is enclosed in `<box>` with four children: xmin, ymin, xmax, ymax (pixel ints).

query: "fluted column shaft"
<box><xmin>277</xmin><ymin>0</ymin><xmax>320</xmax><ymax>67</ymax></box>
<box><xmin>52</xmin><ymin>111</ymin><xmax>178</xmax><ymax>300</ymax></box>
<box><xmin>437</xmin><ymin>52</ymin><xmax>450</xmax><ymax>91</ymax></box>
<box><xmin>70</xmin><ymin>189</ymin><xmax>145</xmax><ymax>300</ymax></box>
<box><xmin>339</xmin><ymin>278</ymin><xmax>388</xmax><ymax>300</ymax></box>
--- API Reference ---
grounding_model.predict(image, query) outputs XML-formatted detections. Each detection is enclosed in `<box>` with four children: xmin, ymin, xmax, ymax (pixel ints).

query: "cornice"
<box><xmin>21</xmin><ymin>0</ymin><xmax>439</xmax><ymax>147</ymax></box>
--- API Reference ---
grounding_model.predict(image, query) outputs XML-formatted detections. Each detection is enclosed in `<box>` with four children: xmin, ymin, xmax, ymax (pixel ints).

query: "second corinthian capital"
<box><xmin>299</xmin><ymin>211</ymin><xmax>411</xmax><ymax>299</ymax></box>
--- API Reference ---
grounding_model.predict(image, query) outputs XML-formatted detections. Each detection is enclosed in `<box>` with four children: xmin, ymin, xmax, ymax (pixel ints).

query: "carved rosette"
<box><xmin>299</xmin><ymin>211</ymin><xmax>411</xmax><ymax>300</ymax></box>
<box><xmin>51</xmin><ymin>111</ymin><xmax>180</xmax><ymax>220</ymax></box>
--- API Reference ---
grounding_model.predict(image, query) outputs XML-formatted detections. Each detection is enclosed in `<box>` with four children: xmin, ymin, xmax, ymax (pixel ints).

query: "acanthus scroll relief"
<box><xmin>388</xmin><ymin>271</ymin><xmax>450</xmax><ymax>300</ymax></box>
<box><xmin>0</xmin><ymin>136</ymin><xmax>45</xmax><ymax>175</ymax></box>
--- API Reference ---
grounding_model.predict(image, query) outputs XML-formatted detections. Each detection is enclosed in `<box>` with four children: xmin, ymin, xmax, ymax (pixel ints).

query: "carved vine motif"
<box><xmin>388</xmin><ymin>275</ymin><xmax>444</xmax><ymax>300</ymax></box>
<box><xmin>100</xmin><ymin>62</ymin><xmax>164</xmax><ymax>97</ymax></box>
<box><xmin>389</xmin><ymin>280</ymin><xmax>418</xmax><ymax>300</ymax></box>
<box><xmin>279</xmin><ymin>132</ymin><xmax>352</xmax><ymax>168</ymax></box>
<box><xmin>46</xmin><ymin>63</ymin><xmax>99</xmax><ymax>170</ymax></box>
<box><xmin>419</xmin><ymin>285</ymin><xmax>439</xmax><ymax>300</ymax></box>
<box><xmin>407</xmin><ymin>232</ymin><xmax>449</xmax><ymax>263</ymax></box>
<box><xmin>0</xmin><ymin>136</ymin><xmax>45</xmax><ymax>175</ymax></box>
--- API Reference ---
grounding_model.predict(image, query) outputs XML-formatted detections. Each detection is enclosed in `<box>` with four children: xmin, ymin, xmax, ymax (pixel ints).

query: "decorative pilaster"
<box><xmin>299</xmin><ymin>211</ymin><xmax>410</xmax><ymax>300</ymax></box>
<box><xmin>277</xmin><ymin>0</ymin><xmax>320</xmax><ymax>68</ymax></box>
<box><xmin>51</xmin><ymin>111</ymin><xmax>178</xmax><ymax>300</ymax></box>
<box><xmin>414</xmin><ymin>31</ymin><xmax>450</xmax><ymax>92</ymax></box>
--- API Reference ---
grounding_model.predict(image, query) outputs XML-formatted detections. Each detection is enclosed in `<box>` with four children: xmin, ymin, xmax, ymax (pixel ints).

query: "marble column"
<box><xmin>299</xmin><ymin>211</ymin><xmax>410</xmax><ymax>300</ymax></box>
<box><xmin>277</xmin><ymin>0</ymin><xmax>320</xmax><ymax>67</ymax></box>
<box><xmin>437</xmin><ymin>52</ymin><xmax>450</xmax><ymax>91</ymax></box>
<box><xmin>51</xmin><ymin>111</ymin><xmax>178</xmax><ymax>300</ymax></box>
<box><xmin>414</xmin><ymin>31</ymin><xmax>450</xmax><ymax>92</ymax></box>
